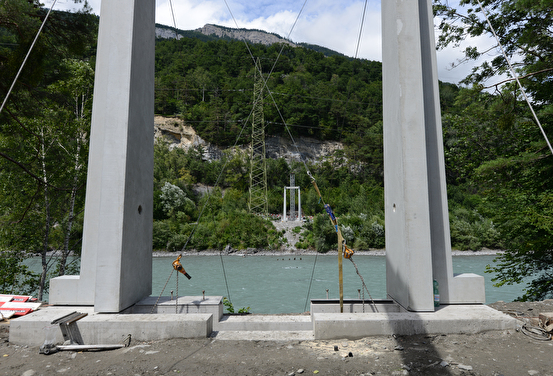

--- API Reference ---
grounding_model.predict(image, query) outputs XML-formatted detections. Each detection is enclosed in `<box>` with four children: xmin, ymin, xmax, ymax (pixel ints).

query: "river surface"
<box><xmin>27</xmin><ymin>254</ymin><xmax>526</xmax><ymax>314</ymax></box>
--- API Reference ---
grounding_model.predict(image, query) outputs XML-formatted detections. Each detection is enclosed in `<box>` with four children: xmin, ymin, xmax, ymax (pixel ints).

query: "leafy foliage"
<box><xmin>222</xmin><ymin>296</ymin><xmax>250</xmax><ymax>314</ymax></box>
<box><xmin>436</xmin><ymin>0</ymin><xmax>553</xmax><ymax>300</ymax></box>
<box><xmin>154</xmin><ymin>37</ymin><xmax>383</xmax><ymax>156</ymax></box>
<box><xmin>0</xmin><ymin>250</ymin><xmax>39</xmax><ymax>295</ymax></box>
<box><xmin>0</xmin><ymin>2</ymin><xmax>97</xmax><ymax>299</ymax></box>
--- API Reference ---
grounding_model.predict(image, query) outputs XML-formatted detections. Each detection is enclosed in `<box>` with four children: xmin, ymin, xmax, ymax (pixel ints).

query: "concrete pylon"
<box><xmin>49</xmin><ymin>0</ymin><xmax>155</xmax><ymax>313</ymax></box>
<box><xmin>382</xmin><ymin>0</ymin><xmax>485</xmax><ymax>311</ymax></box>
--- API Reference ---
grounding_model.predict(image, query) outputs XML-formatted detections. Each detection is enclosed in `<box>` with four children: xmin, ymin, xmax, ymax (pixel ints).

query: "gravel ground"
<box><xmin>2</xmin><ymin>300</ymin><xmax>552</xmax><ymax>376</ymax></box>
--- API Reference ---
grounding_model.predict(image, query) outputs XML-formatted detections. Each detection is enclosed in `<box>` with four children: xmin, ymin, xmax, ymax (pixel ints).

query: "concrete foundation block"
<box><xmin>310</xmin><ymin>299</ymin><xmax>403</xmax><ymax>316</ymax></box>
<box><xmin>215</xmin><ymin>315</ymin><xmax>312</xmax><ymax>331</ymax></box>
<box><xmin>9</xmin><ymin>307</ymin><xmax>212</xmax><ymax>346</ymax></box>
<box><xmin>447</xmin><ymin>273</ymin><xmax>486</xmax><ymax>304</ymax></box>
<box><xmin>313</xmin><ymin>305</ymin><xmax>517</xmax><ymax>340</ymax></box>
<box><xmin>129</xmin><ymin>296</ymin><xmax>223</xmax><ymax>321</ymax></box>
<box><xmin>49</xmin><ymin>276</ymin><xmax>94</xmax><ymax>306</ymax></box>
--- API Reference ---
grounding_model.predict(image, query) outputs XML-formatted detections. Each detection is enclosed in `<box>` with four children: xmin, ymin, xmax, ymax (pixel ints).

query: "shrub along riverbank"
<box><xmin>152</xmin><ymin>141</ymin><xmax>503</xmax><ymax>254</ymax></box>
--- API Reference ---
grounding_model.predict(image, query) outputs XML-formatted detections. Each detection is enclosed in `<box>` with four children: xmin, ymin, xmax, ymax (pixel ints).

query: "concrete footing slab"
<box><xmin>216</xmin><ymin>314</ymin><xmax>312</xmax><ymax>331</ymax></box>
<box><xmin>310</xmin><ymin>299</ymin><xmax>403</xmax><ymax>314</ymax></box>
<box><xmin>9</xmin><ymin>306</ymin><xmax>212</xmax><ymax>346</ymax></box>
<box><xmin>126</xmin><ymin>295</ymin><xmax>223</xmax><ymax>321</ymax></box>
<box><xmin>312</xmin><ymin>305</ymin><xmax>517</xmax><ymax>340</ymax></box>
<box><xmin>9</xmin><ymin>299</ymin><xmax>518</xmax><ymax>345</ymax></box>
<box><xmin>214</xmin><ymin>330</ymin><xmax>315</xmax><ymax>341</ymax></box>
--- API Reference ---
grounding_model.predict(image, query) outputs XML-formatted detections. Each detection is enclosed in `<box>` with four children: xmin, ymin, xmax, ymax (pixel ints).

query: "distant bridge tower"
<box><xmin>248</xmin><ymin>58</ymin><xmax>268</xmax><ymax>216</ymax></box>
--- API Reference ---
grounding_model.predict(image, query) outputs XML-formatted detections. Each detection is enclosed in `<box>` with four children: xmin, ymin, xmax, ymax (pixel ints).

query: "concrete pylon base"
<box><xmin>9</xmin><ymin>298</ymin><xmax>517</xmax><ymax>345</ymax></box>
<box><xmin>312</xmin><ymin>305</ymin><xmax>517</xmax><ymax>340</ymax></box>
<box><xmin>9</xmin><ymin>306</ymin><xmax>212</xmax><ymax>346</ymax></box>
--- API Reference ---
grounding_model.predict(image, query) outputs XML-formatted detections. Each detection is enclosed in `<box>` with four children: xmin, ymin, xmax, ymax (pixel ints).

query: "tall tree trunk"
<box><xmin>60</xmin><ymin>137</ymin><xmax>81</xmax><ymax>276</ymax></box>
<box><xmin>38</xmin><ymin>129</ymin><xmax>51</xmax><ymax>302</ymax></box>
<box><xmin>60</xmin><ymin>89</ymin><xmax>89</xmax><ymax>276</ymax></box>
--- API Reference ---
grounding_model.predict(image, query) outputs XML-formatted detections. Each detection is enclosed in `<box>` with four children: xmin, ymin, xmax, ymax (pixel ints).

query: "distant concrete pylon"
<box><xmin>248</xmin><ymin>58</ymin><xmax>268</xmax><ymax>216</ymax></box>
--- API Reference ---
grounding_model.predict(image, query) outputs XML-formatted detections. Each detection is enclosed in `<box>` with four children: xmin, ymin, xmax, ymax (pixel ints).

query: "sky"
<box><xmin>44</xmin><ymin>0</ymin><xmax>498</xmax><ymax>85</ymax></box>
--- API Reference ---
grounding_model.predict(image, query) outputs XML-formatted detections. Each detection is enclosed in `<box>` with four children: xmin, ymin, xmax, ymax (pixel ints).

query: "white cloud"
<box><xmin>293</xmin><ymin>3</ymin><xmax>381</xmax><ymax>60</ymax></box>
<box><xmin>155</xmin><ymin>0</ymin><xmax>229</xmax><ymax>30</ymax></box>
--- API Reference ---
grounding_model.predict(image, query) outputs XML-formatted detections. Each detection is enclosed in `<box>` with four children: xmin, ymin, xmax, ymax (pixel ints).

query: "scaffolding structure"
<box><xmin>248</xmin><ymin>58</ymin><xmax>268</xmax><ymax>216</ymax></box>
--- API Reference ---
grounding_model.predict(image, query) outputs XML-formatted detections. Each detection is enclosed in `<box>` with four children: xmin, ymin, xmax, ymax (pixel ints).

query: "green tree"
<box><xmin>435</xmin><ymin>0</ymin><xmax>553</xmax><ymax>300</ymax></box>
<box><xmin>0</xmin><ymin>250</ymin><xmax>40</xmax><ymax>295</ymax></box>
<box><xmin>0</xmin><ymin>2</ymin><xmax>96</xmax><ymax>299</ymax></box>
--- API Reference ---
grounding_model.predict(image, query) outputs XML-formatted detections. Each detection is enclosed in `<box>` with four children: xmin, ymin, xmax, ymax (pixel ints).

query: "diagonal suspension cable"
<box><xmin>149</xmin><ymin>1</ymin><xmax>259</xmax><ymax>311</ymax></box>
<box><xmin>168</xmin><ymin>0</ymin><xmax>179</xmax><ymax>39</ymax></box>
<box><xmin>354</xmin><ymin>0</ymin><xmax>369</xmax><ymax>59</ymax></box>
<box><xmin>222</xmin><ymin>0</ymin><xmax>315</xmax><ymax>180</ymax></box>
<box><xmin>221</xmin><ymin>0</ymin><xmax>325</xmax><ymax>311</ymax></box>
<box><xmin>0</xmin><ymin>0</ymin><xmax>58</xmax><ymax>116</ymax></box>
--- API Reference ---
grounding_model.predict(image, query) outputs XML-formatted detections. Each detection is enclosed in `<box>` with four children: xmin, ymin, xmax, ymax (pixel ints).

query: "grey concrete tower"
<box><xmin>382</xmin><ymin>0</ymin><xmax>485</xmax><ymax>311</ymax></box>
<box><xmin>49</xmin><ymin>0</ymin><xmax>155</xmax><ymax>313</ymax></box>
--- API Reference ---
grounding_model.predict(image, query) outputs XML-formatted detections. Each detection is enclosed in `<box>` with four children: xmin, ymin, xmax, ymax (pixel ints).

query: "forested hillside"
<box><xmin>154</xmin><ymin>37</ymin><xmax>383</xmax><ymax>145</ymax></box>
<box><xmin>150</xmin><ymin>35</ymin><xmax>498</xmax><ymax>255</ymax></box>
<box><xmin>1</xmin><ymin>1</ymin><xmax>552</xmax><ymax>301</ymax></box>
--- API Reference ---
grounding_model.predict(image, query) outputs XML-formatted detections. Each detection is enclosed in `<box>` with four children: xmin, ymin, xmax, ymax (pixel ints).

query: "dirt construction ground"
<box><xmin>1</xmin><ymin>301</ymin><xmax>553</xmax><ymax>376</ymax></box>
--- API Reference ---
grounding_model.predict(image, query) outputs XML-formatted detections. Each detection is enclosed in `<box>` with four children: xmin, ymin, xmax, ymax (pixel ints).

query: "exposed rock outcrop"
<box><xmin>155</xmin><ymin>27</ymin><xmax>182</xmax><ymax>40</ymax></box>
<box><xmin>154</xmin><ymin>116</ymin><xmax>343</xmax><ymax>163</ymax></box>
<box><xmin>154</xmin><ymin>116</ymin><xmax>222</xmax><ymax>160</ymax></box>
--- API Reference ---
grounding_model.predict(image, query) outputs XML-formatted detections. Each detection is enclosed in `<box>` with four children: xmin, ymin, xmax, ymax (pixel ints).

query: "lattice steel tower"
<box><xmin>248</xmin><ymin>58</ymin><xmax>268</xmax><ymax>216</ymax></box>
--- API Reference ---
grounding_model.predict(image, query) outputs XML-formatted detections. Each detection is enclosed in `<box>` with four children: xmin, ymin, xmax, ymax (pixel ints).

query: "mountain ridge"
<box><xmin>155</xmin><ymin>23</ymin><xmax>346</xmax><ymax>58</ymax></box>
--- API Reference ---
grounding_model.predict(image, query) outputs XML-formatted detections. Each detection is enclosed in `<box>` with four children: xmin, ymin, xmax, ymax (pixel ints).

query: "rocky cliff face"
<box><xmin>155</xmin><ymin>24</ymin><xmax>295</xmax><ymax>47</ymax></box>
<box><xmin>154</xmin><ymin>116</ymin><xmax>222</xmax><ymax>160</ymax></box>
<box><xmin>195</xmin><ymin>24</ymin><xmax>296</xmax><ymax>47</ymax></box>
<box><xmin>154</xmin><ymin>116</ymin><xmax>342</xmax><ymax>163</ymax></box>
<box><xmin>155</xmin><ymin>27</ymin><xmax>182</xmax><ymax>40</ymax></box>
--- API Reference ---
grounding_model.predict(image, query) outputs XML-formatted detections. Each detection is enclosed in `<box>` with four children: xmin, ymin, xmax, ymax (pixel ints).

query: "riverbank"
<box><xmin>153</xmin><ymin>248</ymin><xmax>505</xmax><ymax>257</ymax></box>
<box><xmin>39</xmin><ymin>248</ymin><xmax>504</xmax><ymax>258</ymax></box>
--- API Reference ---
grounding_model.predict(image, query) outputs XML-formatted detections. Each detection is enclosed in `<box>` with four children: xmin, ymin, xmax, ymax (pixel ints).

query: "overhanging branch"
<box><xmin>483</xmin><ymin>68</ymin><xmax>553</xmax><ymax>90</ymax></box>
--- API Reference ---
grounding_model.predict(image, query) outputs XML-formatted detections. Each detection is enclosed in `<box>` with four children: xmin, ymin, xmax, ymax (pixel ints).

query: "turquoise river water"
<box><xmin>26</xmin><ymin>254</ymin><xmax>527</xmax><ymax>314</ymax></box>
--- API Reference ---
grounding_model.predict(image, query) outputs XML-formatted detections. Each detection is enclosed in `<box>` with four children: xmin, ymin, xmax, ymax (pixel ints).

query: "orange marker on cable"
<box><xmin>172</xmin><ymin>255</ymin><xmax>191</xmax><ymax>279</ymax></box>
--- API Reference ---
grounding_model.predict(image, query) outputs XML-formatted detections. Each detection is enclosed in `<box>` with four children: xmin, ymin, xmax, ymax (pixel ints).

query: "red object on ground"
<box><xmin>0</xmin><ymin>307</ymin><xmax>33</xmax><ymax>316</ymax></box>
<box><xmin>11</xmin><ymin>296</ymin><xmax>31</xmax><ymax>302</ymax></box>
<box><xmin>0</xmin><ymin>295</ymin><xmax>38</xmax><ymax>317</ymax></box>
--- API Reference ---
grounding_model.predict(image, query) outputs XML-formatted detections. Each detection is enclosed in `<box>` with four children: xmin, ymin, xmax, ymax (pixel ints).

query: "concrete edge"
<box><xmin>9</xmin><ymin>308</ymin><xmax>213</xmax><ymax>346</ymax></box>
<box><xmin>9</xmin><ymin>304</ymin><xmax>520</xmax><ymax>345</ymax></box>
<box><xmin>313</xmin><ymin>305</ymin><xmax>518</xmax><ymax>340</ymax></box>
<box><xmin>215</xmin><ymin>314</ymin><xmax>312</xmax><ymax>331</ymax></box>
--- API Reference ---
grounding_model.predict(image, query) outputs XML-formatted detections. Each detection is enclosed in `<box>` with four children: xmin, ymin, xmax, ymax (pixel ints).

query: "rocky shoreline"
<box><xmin>153</xmin><ymin>248</ymin><xmax>504</xmax><ymax>257</ymax></box>
<box><xmin>38</xmin><ymin>248</ymin><xmax>504</xmax><ymax>258</ymax></box>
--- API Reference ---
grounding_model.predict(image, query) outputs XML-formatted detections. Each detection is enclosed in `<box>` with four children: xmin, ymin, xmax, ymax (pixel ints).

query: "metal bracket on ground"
<box><xmin>39</xmin><ymin>311</ymin><xmax>129</xmax><ymax>355</ymax></box>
